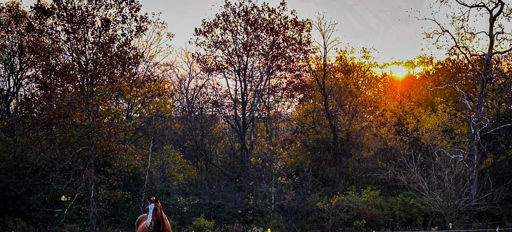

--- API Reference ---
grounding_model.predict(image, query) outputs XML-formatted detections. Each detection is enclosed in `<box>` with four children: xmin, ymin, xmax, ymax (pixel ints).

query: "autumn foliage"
<box><xmin>1</xmin><ymin>0</ymin><xmax>512</xmax><ymax>231</ymax></box>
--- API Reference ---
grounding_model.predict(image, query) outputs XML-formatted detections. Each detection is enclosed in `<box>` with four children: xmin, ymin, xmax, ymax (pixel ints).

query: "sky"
<box><xmin>11</xmin><ymin>0</ymin><xmax>444</xmax><ymax>63</ymax></box>
<box><xmin>139</xmin><ymin>0</ymin><xmax>442</xmax><ymax>63</ymax></box>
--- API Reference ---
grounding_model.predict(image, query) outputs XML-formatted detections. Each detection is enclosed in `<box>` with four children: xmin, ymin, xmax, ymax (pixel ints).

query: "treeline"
<box><xmin>1</xmin><ymin>0</ymin><xmax>512</xmax><ymax>231</ymax></box>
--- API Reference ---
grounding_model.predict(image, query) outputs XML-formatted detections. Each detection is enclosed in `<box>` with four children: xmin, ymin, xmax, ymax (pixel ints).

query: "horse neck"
<box><xmin>153</xmin><ymin>205</ymin><xmax>167</xmax><ymax>231</ymax></box>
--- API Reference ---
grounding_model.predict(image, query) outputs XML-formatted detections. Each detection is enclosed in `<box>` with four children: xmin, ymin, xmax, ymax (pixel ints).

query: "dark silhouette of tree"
<box><xmin>193</xmin><ymin>0</ymin><xmax>312</xmax><ymax>222</ymax></box>
<box><xmin>0</xmin><ymin>1</ymin><xmax>31</xmax><ymax>136</ymax></box>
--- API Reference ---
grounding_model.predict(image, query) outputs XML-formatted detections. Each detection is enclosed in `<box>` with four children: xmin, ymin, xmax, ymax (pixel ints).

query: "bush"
<box><xmin>306</xmin><ymin>187</ymin><xmax>385</xmax><ymax>231</ymax></box>
<box><xmin>191</xmin><ymin>215</ymin><xmax>215</xmax><ymax>232</ymax></box>
<box><xmin>306</xmin><ymin>187</ymin><xmax>425</xmax><ymax>231</ymax></box>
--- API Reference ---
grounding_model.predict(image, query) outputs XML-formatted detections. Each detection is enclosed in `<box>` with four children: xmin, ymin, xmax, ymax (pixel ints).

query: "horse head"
<box><xmin>145</xmin><ymin>196</ymin><xmax>162</xmax><ymax>230</ymax></box>
<box><xmin>136</xmin><ymin>196</ymin><xmax>171</xmax><ymax>232</ymax></box>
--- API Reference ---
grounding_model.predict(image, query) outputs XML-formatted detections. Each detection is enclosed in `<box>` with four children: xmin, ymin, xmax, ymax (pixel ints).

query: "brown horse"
<box><xmin>135</xmin><ymin>196</ymin><xmax>172</xmax><ymax>232</ymax></box>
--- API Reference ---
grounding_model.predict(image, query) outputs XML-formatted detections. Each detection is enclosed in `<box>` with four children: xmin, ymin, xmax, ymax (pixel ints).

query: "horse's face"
<box><xmin>145</xmin><ymin>196</ymin><xmax>160</xmax><ymax>229</ymax></box>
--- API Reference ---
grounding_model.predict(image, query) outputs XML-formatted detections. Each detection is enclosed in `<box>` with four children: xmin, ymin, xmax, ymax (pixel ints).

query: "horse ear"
<box><xmin>147</xmin><ymin>196</ymin><xmax>158</xmax><ymax>203</ymax></box>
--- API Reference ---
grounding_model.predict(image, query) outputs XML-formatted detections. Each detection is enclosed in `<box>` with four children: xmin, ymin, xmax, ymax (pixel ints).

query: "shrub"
<box><xmin>191</xmin><ymin>215</ymin><xmax>215</xmax><ymax>232</ymax></box>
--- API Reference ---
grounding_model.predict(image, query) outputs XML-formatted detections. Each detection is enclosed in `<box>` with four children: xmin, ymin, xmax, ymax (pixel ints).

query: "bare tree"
<box><xmin>310</xmin><ymin>15</ymin><xmax>342</xmax><ymax>162</ymax></box>
<box><xmin>396</xmin><ymin>148</ymin><xmax>474</xmax><ymax>222</ymax></box>
<box><xmin>172</xmin><ymin>48</ymin><xmax>211</xmax><ymax>119</ymax></box>
<box><xmin>170</xmin><ymin>47</ymin><xmax>221</xmax><ymax>175</ymax></box>
<box><xmin>424</xmin><ymin>0</ymin><xmax>512</xmax><ymax>211</ymax></box>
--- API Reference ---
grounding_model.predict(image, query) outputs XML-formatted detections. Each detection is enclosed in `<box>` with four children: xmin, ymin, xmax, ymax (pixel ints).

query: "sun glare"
<box><xmin>385</xmin><ymin>65</ymin><xmax>409</xmax><ymax>79</ymax></box>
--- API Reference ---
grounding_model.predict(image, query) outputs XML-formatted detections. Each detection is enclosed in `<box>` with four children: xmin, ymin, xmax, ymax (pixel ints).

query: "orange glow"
<box><xmin>374</xmin><ymin>64</ymin><xmax>430</xmax><ymax>80</ymax></box>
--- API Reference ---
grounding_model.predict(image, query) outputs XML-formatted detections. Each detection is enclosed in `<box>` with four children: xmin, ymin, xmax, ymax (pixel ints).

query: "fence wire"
<box><xmin>389</xmin><ymin>227</ymin><xmax>512</xmax><ymax>232</ymax></box>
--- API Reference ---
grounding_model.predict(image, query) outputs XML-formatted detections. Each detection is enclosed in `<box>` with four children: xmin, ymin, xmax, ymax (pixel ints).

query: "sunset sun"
<box><xmin>385</xmin><ymin>64</ymin><xmax>409</xmax><ymax>79</ymax></box>
<box><xmin>373</xmin><ymin>64</ymin><xmax>414</xmax><ymax>80</ymax></box>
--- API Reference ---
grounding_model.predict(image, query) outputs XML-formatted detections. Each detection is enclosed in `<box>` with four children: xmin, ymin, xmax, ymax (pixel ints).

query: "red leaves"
<box><xmin>194</xmin><ymin>0</ymin><xmax>312</xmax><ymax>118</ymax></box>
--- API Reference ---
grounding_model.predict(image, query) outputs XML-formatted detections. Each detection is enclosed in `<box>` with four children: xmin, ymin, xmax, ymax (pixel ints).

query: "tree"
<box><xmin>309</xmin><ymin>16</ymin><xmax>341</xmax><ymax>168</ymax></box>
<box><xmin>0</xmin><ymin>1</ymin><xmax>31</xmax><ymax>135</ymax></box>
<box><xmin>194</xmin><ymin>0</ymin><xmax>311</xmax><ymax>186</ymax></box>
<box><xmin>425</xmin><ymin>0</ymin><xmax>512</xmax><ymax>212</ymax></box>
<box><xmin>396</xmin><ymin>148</ymin><xmax>471</xmax><ymax>223</ymax></box>
<box><xmin>193</xmin><ymin>0</ymin><xmax>312</xmax><ymax>223</ymax></box>
<box><xmin>0</xmin><ymin>2</ymin><xmax>33</xmax><ymax>228</ymax></box>
<box><xmin>170</xmin><ymin>48</ymin><xmax>223</xmax><ymax>175</ymax></box>
<box><xmin>24</xmin><ymin>0</ymin><xmax>165</xmax><ymax>230</ymax></box>
<box><xmin>129</xmin><ymin>14</ymin><xmax>175</xmax><ymax>212</ymax></box>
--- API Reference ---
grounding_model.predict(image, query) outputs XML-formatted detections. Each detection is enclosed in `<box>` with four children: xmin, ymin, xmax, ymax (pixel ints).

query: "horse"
<box><xmin>136</xmin><ymin>196</ymin><xmax>172</xmax><ymax>232</ymax></box>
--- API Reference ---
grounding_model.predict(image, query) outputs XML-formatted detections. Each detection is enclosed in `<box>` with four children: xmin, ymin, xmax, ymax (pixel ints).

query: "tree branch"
<box><xmin>429</xmin><ymin>83</ymin><xmax>472</xmax><ymax>111</ymax></box>
<box><xmin>492</xmin><ymin>47</ymin><xmax>512</xmax><ymax>56</ymax></box>
<box><xmin>483</xmin><ymin>123</ymin><xmax>512</xmax><ymax>136</ymax></box>
<box><xmin>421</xmin><ymin>17</ymin><xmax>483</xmax><ymax>76</ymax></box>
<box><xmin>454</xmin><ymin>0</ymin><xmax>490</xmax><ymax>12</ymax></box>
